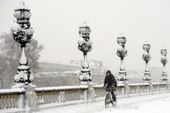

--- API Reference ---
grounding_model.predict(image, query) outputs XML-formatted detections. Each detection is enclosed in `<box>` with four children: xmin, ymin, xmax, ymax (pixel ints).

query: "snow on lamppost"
<box><xmin>11</xmin><ymin>1</ymin><xmax>34</xmax><ymax>87</ymax></box>
<box><xmin>77</xmin><ymin>22</ymin><xmax>93</xmax><ymax>84</ymax></box>
<box><xmin>142</xmin><ymin>42</ymin><xmax>151</xmax><ymax>82</ymax></box>
<box><xmin>116</xmin><ymin>34</ymin><xmax>128</xmax><ymax>82</ymax></box>
<box><xmin>160</xmin><ymin>48</ymin><xmax>168</xmax><ymax>82</ymax></box>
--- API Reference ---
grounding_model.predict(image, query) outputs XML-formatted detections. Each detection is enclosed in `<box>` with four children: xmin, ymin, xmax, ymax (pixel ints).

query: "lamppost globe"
<box><xmin>11</xmin><ymin>22</ymin><xmax>20</xmax><ymax>33</ymax></box>
<box><xmin>25</xmin><ymin>27</ymin><xmax>34</xmax><ymax>36</ymax></box>
<box><xmin>161</xmin><ymin>48</ymin><xmax>167</xmax><ymax>56</ymax></box>
<box><xmin>77</xmin><ymin>38</ymin><xmax>85</xmax><ymax>51</ymax></box>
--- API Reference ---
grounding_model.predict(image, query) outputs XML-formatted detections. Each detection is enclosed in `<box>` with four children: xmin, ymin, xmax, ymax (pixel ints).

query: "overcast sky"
<box><xmin>0</xmin><ymin>0</ymin><xmax>170</xmax><ymax>72</ymax></box>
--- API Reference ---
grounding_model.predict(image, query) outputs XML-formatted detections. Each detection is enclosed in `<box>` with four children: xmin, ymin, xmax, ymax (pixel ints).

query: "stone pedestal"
<box><xmin>87</xmin><ymin>83</ymin><xmax>95</xmax><ymax>102</ymax></box>
<box><xmin>143</xmin><ymin>70</ymin><xmax>151</xmax><ymax>81</ymax></box>
<box><xmin>124</xmin><ymin>81</ymin><xmax>129</xmax><ymax>97</ymax></box>
<box><xmin>148</xmin><ymin>81</ymin><xmax>152</xmax><ymax>94</ymax></box>
<box><xmin>12</xmin><ymin>84</ymin><xmax>38</xmax><ymax>113</ymax></box>
<box><xmin>80</xmin><ymin>82</ymin><xmax>95</xmax><ymax>102</ymax></box>
<box><xmin>24</xmin><ymin>84</ymin><xmax>38</xmax><ymax>113</ymax></box>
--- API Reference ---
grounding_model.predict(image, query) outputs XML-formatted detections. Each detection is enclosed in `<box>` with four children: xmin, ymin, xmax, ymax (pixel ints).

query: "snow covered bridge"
<box><xmin>0</xmin><ymin>82</ymin><xmax>169</xmax><ymax>113</ymax></box>
<box><xmin>39</xmin><ymin>93</ymin><xmax>170</xmax><ymax>113</ymax></box>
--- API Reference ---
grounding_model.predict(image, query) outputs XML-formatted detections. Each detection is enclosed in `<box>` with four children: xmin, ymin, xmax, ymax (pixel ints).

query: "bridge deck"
<box><xmin>39</xmin><ymin>92</ymin><xmax>170</xmax><ymax>113</ymax></box>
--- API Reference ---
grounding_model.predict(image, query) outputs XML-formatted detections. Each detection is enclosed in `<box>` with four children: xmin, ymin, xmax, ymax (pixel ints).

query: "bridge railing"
<box><xmin>152</xmin><ymin>82</ymin><xmax>169</xmax><ymax>93</ymax></box>
<box><xmin>0</xmin><ymin>88</ymin><xmax>25</xmax><ymax>110</ymax></box>
<box><xmin>0</xmin><ymin>82</ymin><xmax>169</xmax><ymax>112</ymax></box>
<box><xmin>35</xmin><ymin>85</ymin><xmax>88</xmax><ymax>105</ymax></box>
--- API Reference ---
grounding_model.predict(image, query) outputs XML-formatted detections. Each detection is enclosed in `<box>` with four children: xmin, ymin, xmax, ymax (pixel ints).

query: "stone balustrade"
<box><xmin>0</xmin><ymin>82</ymin><xmax>169</xmax><ymax>112</ymax></box>
<box><xmin>0</xmin><ymin>88</ymin><xmax>25</xmax><ymax>110</ymax></box>
<box><xmin>35</xmin><ymin>85</ymin><xmax>88</xmax><ymax>105</ymax></box>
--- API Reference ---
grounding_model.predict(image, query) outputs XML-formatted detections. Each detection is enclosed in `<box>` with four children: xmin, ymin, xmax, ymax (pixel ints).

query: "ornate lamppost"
<box><xmin>142</xmin><ymin>42</ymin><xmax>151</xmax><ymax>82</ymax></box>
<box><xmin>160</xmin><ymin>48</ymin><xmax>168</xmax><ymax>82</ymax></box>
<box><xmin>116</xmin><ymin>35</ymin><xmax>128</xmax><ymax>82</ymax></box>
<box><xmin>77</xmin><ymin>22</ymin><xmax>93</xmax><ymax>84</ymax></box>
<box><xmin>11</xmin><ymin>1</ymin><xmax>34</xmax><ymax>87</ymax></box>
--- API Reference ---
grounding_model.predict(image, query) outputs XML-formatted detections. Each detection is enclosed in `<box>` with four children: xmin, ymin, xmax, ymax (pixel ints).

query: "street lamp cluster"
<box><xmin>77</xmin><ymin>22</ymin><xmax>93</xmax><ymax>84</ymax></box>
<box><xmin>116</xmin><ymin>35</ymin><xmax>128</xmax><ymax>82</ymax></box>
<box><xmin>142</xmin><ymin>42</ymin><xmax>151</xmax><ymax>82</ymax></box>
<box><xmin>11</xmin><ymin>1</ymin><xmax>34</xmax><ymax>87</ymax></box>
<box><xmin>160</xmin><ymin>48</ymin><xmax>168</xmax><ymax>82</ymax></box>
<box><xmin>77</xmin><ymin>25</ymin><xmax>168</xmax><ymax>85</ymax></box>
<box><xmin>10</xmin><ymin>2</ymin><xmax>38</xmax><ymax>111</ymax></box>
<box><xmin>7</xmin><ymin>1</ymin><xmax>169</xmax><ymax>112</ymax></box>
<box><xmin>10</xmin><ymin>2</ymin><xmax>168</xmax><ymax>86</ymax></box>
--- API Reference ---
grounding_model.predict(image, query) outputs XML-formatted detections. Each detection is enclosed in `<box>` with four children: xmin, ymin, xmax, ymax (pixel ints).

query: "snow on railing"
<box><xmin>0</xmin><ymin>88</ymin><xmax>25</xmax><ymax>94</ymax></box>
<box><xmin>0</xmin><ymin>82</ymin><xmax>169</xmax><ymax>112</ymax></box>
<box><xmin>0</xmin><ymin>88</ymin><xmax>25</xmax><ymax>110</ymax></box>
<box><xmin>35</xmin><ymin>85</ymin><xmax>88</xmax><ymax>92</ymax></box>
<box><xmin>35</xmin><ymin>85</ymin><xmax>88</xmax><ymax>105</ymax></box>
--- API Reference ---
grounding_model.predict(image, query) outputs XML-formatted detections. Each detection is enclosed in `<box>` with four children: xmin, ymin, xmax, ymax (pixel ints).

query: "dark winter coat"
<box><xmin>104</xmin><ymin>72</ymin><xmax>117</xmax><ymax>91</ymax></box>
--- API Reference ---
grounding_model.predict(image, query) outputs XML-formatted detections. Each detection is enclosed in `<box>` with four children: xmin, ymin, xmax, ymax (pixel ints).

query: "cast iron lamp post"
<box><xmin>10</xmin><ymin>2</ymin><xmax>38</xmax><ymax>112</ymax></box>
<box><xmin>116</xmin><ymin>35</ymin><xmax>128</xmax><ymax>82</ymax></box>
<box><xmin>77</xmin><ymin>22</ymin><xmax>92</xmax><ymax>84</ymax></box>
<box><xmin>11</xmin><ymin>1</ymin><xmax>34</xmax><ymax>86</ymax></box>
<box><xmin>142</xmin><ymin>42</ymin><xmax>151</xmax><ymax>82</ymax></box>
<box><xmin>160</xmin><ymin>48</ymin><xmax>168</xmax><ymax>82</ymax></box>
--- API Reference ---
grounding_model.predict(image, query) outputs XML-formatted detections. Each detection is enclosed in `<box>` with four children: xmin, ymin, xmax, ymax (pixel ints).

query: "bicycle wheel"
<box><xmin>111</xmin><ymin>93</ymin><xmax>117</xmax><ymax>107</ymax></box>
<box><xmin>105</xmin><ymin>93</ymin><xmax>110</xmax><ymax>108</ymax></box>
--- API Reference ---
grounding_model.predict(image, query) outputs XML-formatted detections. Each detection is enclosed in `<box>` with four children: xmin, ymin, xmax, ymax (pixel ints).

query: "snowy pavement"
<box><xmin>38</xmin><ymin>93</ymin><xmax>170</xmax><ymax>113</ymax></box>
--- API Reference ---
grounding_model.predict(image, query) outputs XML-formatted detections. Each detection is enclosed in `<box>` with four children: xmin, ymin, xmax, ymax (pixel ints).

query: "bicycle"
<box><xmin>105</xmin><ymin>91</ymin><xmax>116</xmax><ymax>108</ymax></box>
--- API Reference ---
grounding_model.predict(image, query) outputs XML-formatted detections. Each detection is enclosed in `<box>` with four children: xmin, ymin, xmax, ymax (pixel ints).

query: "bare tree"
<box><xmin>0</xmin><ymin>32</ymin><xmax>43</xmax><ymax>88</ymax></box>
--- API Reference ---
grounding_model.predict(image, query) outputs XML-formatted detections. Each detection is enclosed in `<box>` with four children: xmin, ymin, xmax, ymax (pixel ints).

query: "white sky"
<box><xmin>0</xmin><ymin>0</ymin><xmax>170</xmax><ymax>72</ymax></box>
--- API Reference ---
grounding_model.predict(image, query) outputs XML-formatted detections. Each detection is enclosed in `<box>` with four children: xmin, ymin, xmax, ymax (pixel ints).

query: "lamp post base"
<box><xmin>161</xmin><ymin>78</ymin><xmax>168</xmax><ymax>82</ymax></box>
<box><xmin>12</xmin><ymin>83</ymin><xmax>36</xmax><ymax>88</ymax></box>
<box><xmin>78</xmin><ymin>69</ymin><xmax>92</xmax><ymax>84</ymax></box>
<box><xmin>117</xmin><ymin>70</ymin><xmax>128</xmax><ymax>82</ymax></box>
<box><xmin>143</xmin><ymin>70</ymin><xmax>151</xmax><ymax>82</ymax></box>
<box><xmin>12</xmin><ymin>83</ymin><xmax>39</xmax><ymax>113</ymax></box>
<box><xmin>161</xmin><ymin>72</ymin><xmax>168</xmax><ymax>81</ymax></box>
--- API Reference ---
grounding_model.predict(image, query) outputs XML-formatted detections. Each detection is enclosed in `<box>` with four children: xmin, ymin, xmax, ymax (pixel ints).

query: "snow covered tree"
<box><xmin>0</xmin><ymin>32</ymin><xmax>43</xmax><ymax>88</ymax></box>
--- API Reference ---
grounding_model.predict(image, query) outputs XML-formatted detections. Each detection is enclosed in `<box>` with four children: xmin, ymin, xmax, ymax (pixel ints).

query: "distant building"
<box><xmin>69</xmin><ymin>60</ymin><xmax>81</xmax><ymax>66</ymax></box>
<box><xmin>69</xmin><ymin>59</ymin><xmax>103</xmax><ymax>68</ymax></box>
